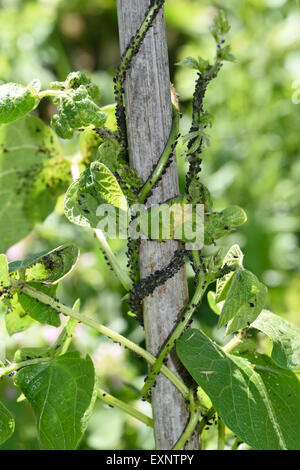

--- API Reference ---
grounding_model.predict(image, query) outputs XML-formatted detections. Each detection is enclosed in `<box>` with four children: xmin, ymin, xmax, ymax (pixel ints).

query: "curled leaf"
<box><xmin>0</xmin><ymin>82</ymin><xmax>39</xmax><ymax>124</ymax></box>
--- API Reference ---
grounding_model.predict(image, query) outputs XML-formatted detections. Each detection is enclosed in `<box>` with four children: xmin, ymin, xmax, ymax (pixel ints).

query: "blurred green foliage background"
<box><xmin>0</xmin><ymin>0</ymin><xmax>299</xmax><ymax>450</ymax></box>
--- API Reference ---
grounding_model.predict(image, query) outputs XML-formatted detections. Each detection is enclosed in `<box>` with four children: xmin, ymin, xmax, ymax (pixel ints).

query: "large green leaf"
<box><xmin>177</xmin><ymin>329</ymin><xmax>300</xmax><ymax>450</ymax></box>
<box><xmin>252</xmin><ymin>310</ymin><xmax>300</xmax><ymax>370</ymax></box>
<box><xmin>0</xmin><ymin>400</ymin><xmax>15</xmax><ymax>446</ymax></box>
<box><xmin>14</xmin><ymin>351</ymin><xmax>97</xmax><ymax>450</ymax></box>
<box><xmin>9</xmin><ymin>243</ymin><xmax>79</xmax><ymax>285</ymax></box>
<box><xmin>0</xmin><ymin>115</ymin><xmax>71</xmax><ymax>252</ymax></box>
<box><xmin>218</xmin><ymin>268</ymin><xmax>267</xmax><ymax>334</ymax></box>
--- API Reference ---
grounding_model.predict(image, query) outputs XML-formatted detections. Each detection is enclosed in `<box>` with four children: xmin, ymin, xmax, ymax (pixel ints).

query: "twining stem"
<box><xmin>217</xmin><ymin>418</ymin><xmax>226</xmax><ymax>450</ymax></box>
<box><xmin>199</xmin><ymin>406</ymin><xmax>215</xmax><ymax>433</ymax></box>
<box><xmin>10</xmin><ymin>279</ymin><xmax>189</xmax><ymax>400</ymax></box>
<box><xmin>141</xmin><ymin>271</ymin><xmax>209</xmax><ymax>399</ymax></box>
<box><xmin>172</xmin><ymin>392</ymin><xmax>200</xmax><ymax>450</ymax></box>
<box><xmin>95</xmin><ymin>229</ymin><xmax>133</xmax><ymax>291</ymax></box>
<box><xmin>137</xmin><ymin>106</ymin><xmax>180</xmax><ymax>204</ymax></box>
<box><xmin>97</xmin><ymin>387</ymin><xmax>153</xmax><ymax>428</ymax></box>
<box><xmin>231</xmin><ymin>437</ymin><xmax>242</xmax><ymax>450</ymax></box>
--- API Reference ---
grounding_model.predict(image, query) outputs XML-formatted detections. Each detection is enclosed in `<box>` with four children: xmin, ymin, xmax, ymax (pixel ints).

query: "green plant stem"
<box><xmin>10</xmin><ymin>279</ymin><xmax>189</xmax><ymax>400</ymax></box>
<box><xmin>223</xmin><ymin>335</ymin><xmax>243</xmax><ymax>353</ymax></box>
<box><xmin>172</xmin><ymin>392</ymin><xmax>200</xmax><ymax>450</ymax></box>
<box><xmin>0</xmin><ymin>357</ymin><xmax>50</xmax><ymax>378</ymax></box>
<box><xmin>38</xmin><ymin>90</ymin><xmax>62</xmax><ymax>99</ymax></box>
<box><xmin>199</xmin><ymin>406</ymin><xmax>215</xmax><ymax>433</ymax></box>
<box><xmin>141</xmin><ymin>271</ymin><xmax>208</xmax><ymax>400</ymax></box>
<box><xmin>97</xmin><ymin>387</ymin><xmax>153</xmax><ymax>428</ymax></box>
<box><xmin>95</xmin><ymin>229</ymin><xmax>133</xmax><ymax>291</ymax></box>
<box><xmin>191</xmin><ymin>250</ymin><xmax>201</xmax><ymax>271</ymax></box>
<box><xmin>231</xmin><ymin>437</ymin><xmax>242</xmax><ymax>450</ymax></box>
<box><xmin>138</xmin><ymin>106</ymin><xmax>179</xmax><ymax>203</ymax></box>
<box><xmin>217</xmin><ymin>418</ymin><xmax>226</xmax><ymax>450</ymax></box>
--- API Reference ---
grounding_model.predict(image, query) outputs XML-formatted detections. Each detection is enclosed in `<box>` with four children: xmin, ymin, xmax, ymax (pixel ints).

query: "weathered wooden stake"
<box><xmin>117</xmin><ymin>0</ymin><xmax>199</xmax><ymax>449</ymax></box>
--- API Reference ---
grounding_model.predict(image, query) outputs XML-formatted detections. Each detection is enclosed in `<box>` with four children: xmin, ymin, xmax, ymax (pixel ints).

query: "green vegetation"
<box><xmin>0</xmin><ymin>0</ymin><xmax>299</xmax><ymax>450</ymax></box>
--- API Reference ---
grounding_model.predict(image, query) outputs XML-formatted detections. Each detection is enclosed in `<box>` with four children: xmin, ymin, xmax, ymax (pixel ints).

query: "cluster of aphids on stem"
<box><xmin>112</xmin><ymin>1</ymin><xmax>232</xmax><ymax>348</ymax></box>
<box><xmin>114</xmin><ymin>0</ymin><xmax>166</xmax><ymax>164</ymax></box>
<box><xmin>127</xmin><ymin>248</ymin><xmax>186</xmax><ymax>325</ymax></box>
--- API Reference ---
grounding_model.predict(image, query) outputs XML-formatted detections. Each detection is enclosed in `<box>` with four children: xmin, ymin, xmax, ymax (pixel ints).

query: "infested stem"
<box><xmin>172</xmin><ymin>392</ymin><xmax>200</xmax><ymax>450</ymax></box>
<box><xmin>141</xmin><ymin>271</ymin><xmax>209</xmax><ymax>400</ymax></box>
<box><xmin>95</xmin><ymin>229</ymin><xmax>133</xmax><ymax>291</ymax></box>
<box><xmin>10</xmin><ymin>278</ymin><xmax>189</xmax><ymax>400</ymax></box>
<box><xmin>137</xmin><ymin>106</ymin><xmax>180</xmax><ymax>203</ymax></box>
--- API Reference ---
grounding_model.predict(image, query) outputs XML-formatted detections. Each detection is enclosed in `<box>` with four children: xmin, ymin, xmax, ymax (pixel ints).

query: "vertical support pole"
<box><xmin>117</xmin><ymin>0</ymin><xmax>198</xmax><ymax>449</ymax></box>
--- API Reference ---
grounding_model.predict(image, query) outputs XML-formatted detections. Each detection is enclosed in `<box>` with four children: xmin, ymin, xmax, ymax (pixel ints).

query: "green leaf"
<box><xmin>204</xmin><ymin>206</ymin><xmax>247</xmax><ymax>245</ymax></box>
<box><xmin>9</xmin><ymin>244</ymin><xmax>79</xmax><ymax>285</ymax></box>
<box><xmin>137</xmin><ymin>198</ymin><xmax>204</xmax><ymax>244</ymax></box>
<box><xmin>176</xmin><ymin>56</ymin><xmax>210</xmax><ymax>75</ymax></box>
<box><xmin>218</xmin><ymin>268</ymin><xmax>268</xmax><ymax>334</ymax></box>
<box><xmin>97</xmin><ymin>141</ymin><xmax>119</xmax><ymax>172</ymax></box>
<box><xmin>207</xmin><ymin>291</ymin><xmax>222</xmax><ymax>315</ymax></box>
<box><xmin>217</xmin><ymin>45</ymin><xmax>235</xmax><ymax>62</ymax></box>
<box><xmin>17</xmin><ymin>283</ymin><xmax>60</xmax><ymax>327</ymax></box>
<box><xmin>49</xmin><ymin>72</ymin><xmax>106</xmax><ymax>139</ymax></box>
<box><xmin>0</xmin><ymin>115</ymin><xmax>71</xmax><ymax>252</ymax></box>
<box><xmin>177</xmin><ymin>329</ymin><xmax>300</xmax><ymax>450</ymax></box>
<box><xmin>90</xmin><ymin>162</ymin><xmax>127</xmax><ymax>211</ymax></box>
<box><xmin>80</xmin><ymin>127</ymin><xmax>102</xmax><ymax>166</ymax></box>
<box><xmin>216</xmin><ymin>244</ymin><xmax>244</xmax><ymax>302</ymax></box>
<box><xmin>0</xmin><ymin>400</ymin><xmax>15</xmax><ymax>446</ymax></box>
<box><xmin>14</xmin><ymin>351</ymin><xmax>97</xmax><ymax>450</ymax></box>
<box><xmin>100</xmin><ymin>103</ymin><xmax>117</xmax><ymax>131</ymax></box>
<box><xmin>219</xmin><ymin>206</ymin><xmax>247</xmax><ymax>227</ymax></box>
<box><xmin>50</xmin><ymin>71</ymin><xmax>99</xmax><ymax>100</ymax></box>
<box><xmin>14</xmin><ymin>347</ymin><xmax>51</xmax><ymax>363</ymax></box>
<box><xmin>64</xmin><ymin>164</ymin><xmax>127</xmax><ymax>230</ymax></box>
<box><xmin>210</xmin><ymin>10</ymin><xmax>230</xmax><ymax>43</ymax></box>
<box><xmin>176</xmin><ymin>56</ymin><xmax>200</xmax><ymax>70</ymax></box>
<box><xmin>252</xmin><ymin>310</ymin><xmax>300</xmax><ymax>370</ymax></box>
<box><xmin>5</xmin><ymin>293</ymin><xmax>36</xmax><ymax>335</ymax></box>
<box><xmin>0</xmin><ymin>82</ymin><xmax>39</xmax><ymax>124</ymax></box>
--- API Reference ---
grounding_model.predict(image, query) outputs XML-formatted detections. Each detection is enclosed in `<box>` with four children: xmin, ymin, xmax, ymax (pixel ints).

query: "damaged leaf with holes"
<box><xmin>49</xmin><ymin>72</ymin><xmax>107</xmax><ymax>139</ymax></box>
